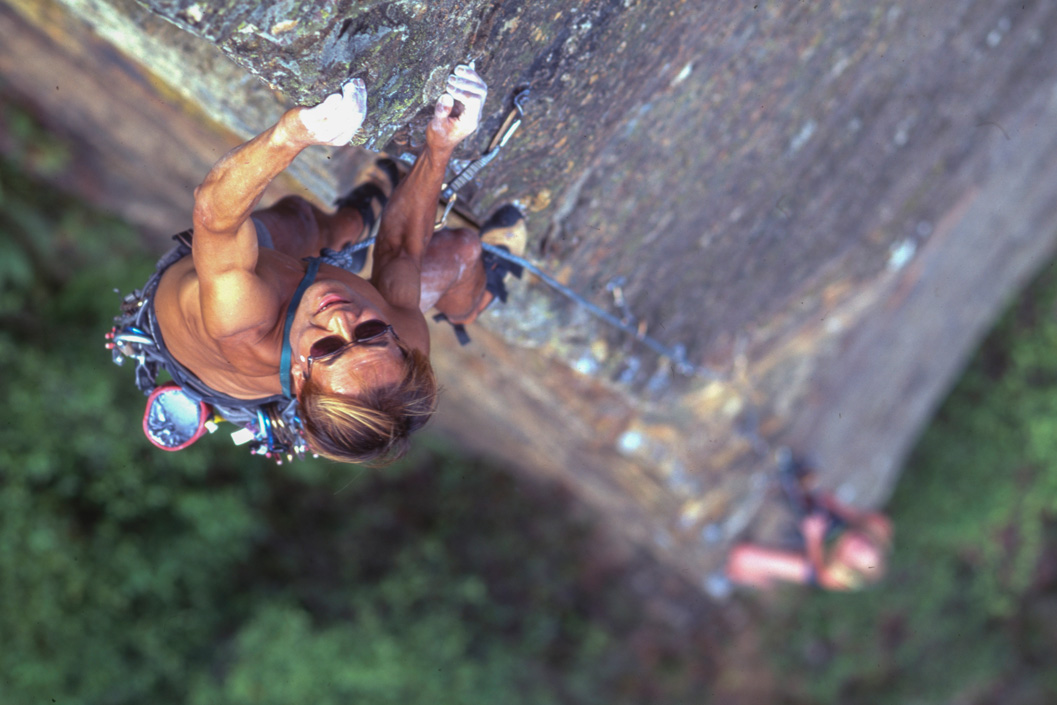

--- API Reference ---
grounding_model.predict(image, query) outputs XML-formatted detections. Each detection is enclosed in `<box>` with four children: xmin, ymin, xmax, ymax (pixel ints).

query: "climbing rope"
<box><xmin>411</xmin><ymin>84</ymin><xmax>864</xmax><ymax>565</ymax></box>
<box><xmin>479</xmin><ymin>242</ymin><xmax>716</xmax><ymax>378</ymax></box>
<box><xmin>344</xmin><ymin>83</ymin><xmax>718</xmax><ymax>378</ymax></box>
<box><xmin>334</xmin><ymin>234</ymin><xmax>715</xmax><ymax>379</ymax></box>
<box><xmin>359</xmin><ymin>82</ymin><xmax>846</xmax><ymax>550</ymax></box>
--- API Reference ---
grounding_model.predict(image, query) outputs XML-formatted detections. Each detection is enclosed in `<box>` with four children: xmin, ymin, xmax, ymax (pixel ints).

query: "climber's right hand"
<box><xmin>288</xmin><ymin>78</ymin><xmax>367</xmax><ymax>147</ymax></box>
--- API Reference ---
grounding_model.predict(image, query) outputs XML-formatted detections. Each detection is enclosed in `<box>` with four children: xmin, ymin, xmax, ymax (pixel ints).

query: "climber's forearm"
<box><xmin>194</xmin><ymin>78</ymin><xmax>366</xmax><ymax>242</ymax></box>
<box><xmin>373</xmin><ymin>142</ymin><xmax>453</xmax><ymax>264</ymax></box>
<box><xmin>193</xmin><ymin>112</ymin><xmax>307</xmax><ymax>237</ymax></box>
<box><xmin>373</xmin><ymin>64</ymin><xmax>487</xmax><ymax>271</ymax></box>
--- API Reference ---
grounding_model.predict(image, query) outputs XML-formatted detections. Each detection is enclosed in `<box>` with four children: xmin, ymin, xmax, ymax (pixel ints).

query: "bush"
<box><xmin>768</xmin><ymin>261</ymin><xmax>1057</xmax><ymax>704</ymax></box>
<box><xmin>0</xmin><ymin>118</ymin><xmax>699</xmax><ymax>705</ymax></box>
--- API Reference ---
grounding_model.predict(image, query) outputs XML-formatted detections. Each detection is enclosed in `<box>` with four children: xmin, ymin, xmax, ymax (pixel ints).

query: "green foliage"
<box><xmin>190</xmin><ymin>447</ymin><xmax>623</xmax><ymax>705</ymax></box>
<box><xmin>768</xmin><ymin>262</ymin><xmax>1057</xmax><ymax>704</ymax></box>
<box><xmin>0</xmin><ymin>124</ymin><xmax>693</xmax><ymax>705</ymax></box>
<box><xmin>0</xmin><ymin>153</ymin><xmax>267</xmax><ymax>704</ymax></box>
<box><xmin>190</xmin><ymin>602</ymin><xmax>541</xmax><ymax>705</ymax></box>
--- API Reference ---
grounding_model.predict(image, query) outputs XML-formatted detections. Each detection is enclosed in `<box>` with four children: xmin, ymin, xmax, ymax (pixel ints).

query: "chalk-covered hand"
<box><xmin>295</xmin><ymin>78</ymin><xmax>367</xmax><ymax>147</ymax></box>
<box><xmin>427</xmin><ymin>64</ymin><xmax>488</xmax><ymax>152</ymax></box>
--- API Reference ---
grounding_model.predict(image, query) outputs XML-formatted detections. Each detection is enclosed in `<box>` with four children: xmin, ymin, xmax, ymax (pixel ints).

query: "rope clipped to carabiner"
<box><xmin>436</xmin><ymin>87</ymin><xmax>530</xmax><ymax>230</ymax></box>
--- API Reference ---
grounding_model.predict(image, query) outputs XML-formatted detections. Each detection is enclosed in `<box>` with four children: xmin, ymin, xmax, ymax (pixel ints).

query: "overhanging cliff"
<box><xmin>4</xmin><ymin>0</ymin><xmax>1057</xmax><ymax>590</ymax></box>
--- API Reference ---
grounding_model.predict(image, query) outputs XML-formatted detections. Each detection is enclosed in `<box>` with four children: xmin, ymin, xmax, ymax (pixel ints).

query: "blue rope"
<box><xmin>343</xmin><ymin>237</ymin><xmax>716</xmax><ymax>379</ymax></box>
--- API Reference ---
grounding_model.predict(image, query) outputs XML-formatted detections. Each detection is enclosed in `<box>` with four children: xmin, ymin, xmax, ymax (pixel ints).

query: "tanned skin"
<box><xmin>154</xmin><ymin>66</ymin><xmax>492</xmax><ymax>401</ymax></box>
<box><xmin>725</xmin><ymin>493</ymin><xmax>893</xmax><ymax>591</ymax></box>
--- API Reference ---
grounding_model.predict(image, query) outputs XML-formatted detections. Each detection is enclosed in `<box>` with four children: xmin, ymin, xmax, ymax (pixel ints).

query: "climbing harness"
<box><xmin>107</xmin><ymin>234</ymin><xmax>309</xmax><ymax>463</ymax></box>
<box><xmin>776</xmin><ymin>448</ymin><xmax>849</xmax><ymax>538</ymax></box>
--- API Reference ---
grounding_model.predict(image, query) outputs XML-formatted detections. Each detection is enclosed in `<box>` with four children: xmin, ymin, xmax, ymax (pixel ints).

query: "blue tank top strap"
<box><xmin>280</xmin><ymin>257</ymin><xmax>322</xmax><ymax>398</ymax></box>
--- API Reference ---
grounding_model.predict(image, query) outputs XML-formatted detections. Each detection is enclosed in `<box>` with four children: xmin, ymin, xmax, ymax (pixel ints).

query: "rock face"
<box><xmin>5</xmin><ymin>0</ymin><xmax>1057</xmax><ymax>590</ymax></box>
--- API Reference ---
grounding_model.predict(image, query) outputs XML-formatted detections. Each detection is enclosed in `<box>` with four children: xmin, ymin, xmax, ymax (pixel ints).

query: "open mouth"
<box><xmin>316</xmin><ymin>295</ymin><xmax>349</xmax><ymax>314</ymax></box>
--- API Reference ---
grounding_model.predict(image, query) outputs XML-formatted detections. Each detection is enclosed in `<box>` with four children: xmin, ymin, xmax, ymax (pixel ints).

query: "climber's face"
<box><xmin>287</xmin><ymin>276</ymin><xmax>416</xmax><ymax>398</ymax></box>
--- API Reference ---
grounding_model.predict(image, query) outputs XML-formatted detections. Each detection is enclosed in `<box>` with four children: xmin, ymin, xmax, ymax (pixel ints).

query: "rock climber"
<box><xmin>148</xmin><ymin>64</ymin><xmax>515</xmax><ymax>464</ymax></box>
<box><xmin>725</xmin><ymin>460</ymin><xmax>893</xmax><ymax>591</ymax></box>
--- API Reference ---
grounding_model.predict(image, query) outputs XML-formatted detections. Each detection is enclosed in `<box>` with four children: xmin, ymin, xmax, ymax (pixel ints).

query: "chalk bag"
<box><xmin>142</xmin><ymin>382</ymin><xmax>210</xmax><ymax>451</ymax></box>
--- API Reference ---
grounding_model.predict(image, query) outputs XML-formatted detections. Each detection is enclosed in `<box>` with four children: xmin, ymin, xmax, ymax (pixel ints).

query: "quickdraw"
<box><xmin>435</xmin><ymin>87</ymin><xmax>530</xmax><ymax>230</ymax></box>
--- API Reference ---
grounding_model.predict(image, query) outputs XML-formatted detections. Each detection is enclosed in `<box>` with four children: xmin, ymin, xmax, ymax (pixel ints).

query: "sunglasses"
<box><xmin>302</xmin><ymin>319</ymin><xmax>398</xmax><ymax>380</ymax></box>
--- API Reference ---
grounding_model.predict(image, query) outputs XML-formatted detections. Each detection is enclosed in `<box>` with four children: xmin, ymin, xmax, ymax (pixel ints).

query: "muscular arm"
<box><xmin>192</xmin><ymin>80</ymin><xmax>367</xmax><ymax>339</ymax></box>
<box><xmin>368</xmin><ymin>136</ymin><xmax>453</xmax><ymax>310</ymax></box>
<box><xmin>371</xmin><ymin>65</ymin><xmax>488</xmax><ymax>310</ymax></box>
<box><xmin>191</xmin><ymin>116</ymin><xmax>303</xmax><ymax>340</ymax></box>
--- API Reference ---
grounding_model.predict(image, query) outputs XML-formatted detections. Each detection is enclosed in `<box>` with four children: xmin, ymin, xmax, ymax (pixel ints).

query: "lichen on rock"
<box><xmin>142</xmin><ymin>0</ymin><xmax>484</xmax><ymax>150</ymax></box>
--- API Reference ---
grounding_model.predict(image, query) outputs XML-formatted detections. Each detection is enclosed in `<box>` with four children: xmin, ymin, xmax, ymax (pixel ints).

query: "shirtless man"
<box><xmin>152</xmin><ymin>65</ymin><xmax>494</xmax><ymax>464</ymax></box>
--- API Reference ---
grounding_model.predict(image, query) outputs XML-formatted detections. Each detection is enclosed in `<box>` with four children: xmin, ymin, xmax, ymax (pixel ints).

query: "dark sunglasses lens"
<box><xmin>354</xmin><ymin>320</ymin><xmax>390</xmax><ymax>342</ymax></box>
<box><xmin>310</xmin><ymin>336</ymin><xmax>346</xmax><ymax>358</ymax></box>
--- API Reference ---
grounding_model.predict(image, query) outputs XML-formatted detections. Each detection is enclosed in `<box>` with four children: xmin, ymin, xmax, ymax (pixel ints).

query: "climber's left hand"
<box><xmin>427</xmin><ymin>64</ymin><xmax>488</xmax><ymax>152</ymax></box>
